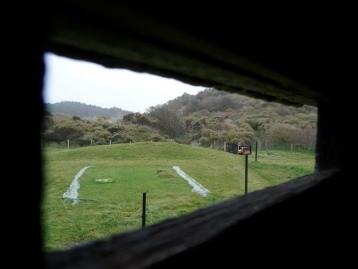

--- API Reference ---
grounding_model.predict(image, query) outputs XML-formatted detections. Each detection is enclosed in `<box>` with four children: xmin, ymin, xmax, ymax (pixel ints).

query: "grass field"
<box><xmin>43</xmin><ymin>142</ymin><xmax>314</xmax><ymax>250</ymax></box>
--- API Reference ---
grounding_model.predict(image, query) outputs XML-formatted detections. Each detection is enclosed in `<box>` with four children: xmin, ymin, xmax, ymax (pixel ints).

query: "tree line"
<box><xmin>43</xmin><ymin>89</ymin><xmax>317</xmax><ymax>150</ymax></box>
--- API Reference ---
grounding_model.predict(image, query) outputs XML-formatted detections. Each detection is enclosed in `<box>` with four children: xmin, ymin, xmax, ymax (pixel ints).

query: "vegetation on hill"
<box><xmin>43</xmin><ymin>89</ymin><xmax>317</xmax><ymax>150</ymax></box>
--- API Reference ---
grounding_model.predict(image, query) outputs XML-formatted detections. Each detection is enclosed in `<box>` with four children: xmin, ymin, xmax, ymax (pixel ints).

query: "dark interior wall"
<box><xmin>49</xmin><ymin>2</ymin><xmax>336</xmax><ymax>107</ymax></box>
<box><xmin>316</xmin><ymin>100</ymin><xmax>352</xmax><ymax>172</ymax></box>
<box><xmin>4</xmin><ymin>1</ymin><xmax>47</xmax><ymax>267</ymax></box>
<box><xmin>124</xmin><ymin>2</ymin><xmax>354</xmax><ymax>95</ymax></box>
<box><xmin>49</xmin><ymin>1</ymin><xmax>355</xmax><ymax>105</ymax></box>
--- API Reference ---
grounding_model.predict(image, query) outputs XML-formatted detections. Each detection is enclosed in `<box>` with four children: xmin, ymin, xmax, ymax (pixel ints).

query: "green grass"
<box><xmin>43</xmin><ymin>142</ymin><xmax>314</xmax><ymax>250</ymax></box>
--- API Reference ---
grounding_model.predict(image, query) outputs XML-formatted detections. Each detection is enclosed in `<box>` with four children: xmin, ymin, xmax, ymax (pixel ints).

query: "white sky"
<box><xmin>43</xmin><ymin>53</ymin><xmax>206</xmax><ymax>112</ymax></box>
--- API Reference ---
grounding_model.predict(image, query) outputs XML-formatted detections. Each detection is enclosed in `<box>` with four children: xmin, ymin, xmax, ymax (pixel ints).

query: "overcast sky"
<box><xmin>43</xmin><ymin>53</ymin><xmax>206</xmax><ymax>112</ymax></box>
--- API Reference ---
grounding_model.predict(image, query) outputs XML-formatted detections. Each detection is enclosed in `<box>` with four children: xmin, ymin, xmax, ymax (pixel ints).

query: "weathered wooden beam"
<box><xmin>315</xmin><ymin>100</ymin><xmax>351</xmax><ymax>172</ymax></box>
<box><xmin>47</xmin><ymin>1</ymin><xmax>322</xmax><ymax>106</ymax></box>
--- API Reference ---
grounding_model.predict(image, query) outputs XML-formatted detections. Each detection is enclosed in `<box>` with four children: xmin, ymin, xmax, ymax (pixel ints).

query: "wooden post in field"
<box><xmin>67</xmin><ymin>139</ymin><xmax>70</xmax><ymax>149</ymax></box>
<box><xmin>245</xmin><ymin>155</ymin><xmax>248</xmax><ymax>194</ymax></box>
<box><xmin>255</xmin><ymin>141</ymin><xmax>258</xmax><ymax>161</ymax></box>
<box><xmin>238</xmin><ymin>145</ymin><xmax>250</xmax><ymax>195</ymax></box>
<box><xmin>142</xmin><ymin>192</ymin><xmax>147</xmax><ymax>229</ymax></box>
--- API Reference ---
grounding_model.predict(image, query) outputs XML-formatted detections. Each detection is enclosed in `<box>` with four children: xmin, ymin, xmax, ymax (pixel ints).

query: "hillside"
<box><xmin>43</xmin><ymin>142</ymin><xmax>314</xmax><ymax>250</ymax></box>
<box><xmin>46</xmin><ymin>101</ymin><xmax>132</xmax><ymax>120</ymax></box>
<box><xmin>147</xmin><ymin>89</ymin><xmax>317</xmax><ymax>148</ymax></box>
<box><xmin>43</xmin><ymin>89</ymin><xmax>317</xmax><ymax>150</ymax></box>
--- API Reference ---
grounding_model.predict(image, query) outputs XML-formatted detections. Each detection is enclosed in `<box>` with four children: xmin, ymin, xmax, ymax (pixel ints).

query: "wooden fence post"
<box><xmin>142</xmin><ymin>192</ymin><xmax>147</xmax><ymax>229</ymax></box>
<box><xmin>255</xmin><ymin>141</ymin><xmax>258</xmax><ymax>161</ymax></box>
<box><xmin>244</xmin><ymin>155</ymin><xmax>248</xmax><ymax>194</ymax></box>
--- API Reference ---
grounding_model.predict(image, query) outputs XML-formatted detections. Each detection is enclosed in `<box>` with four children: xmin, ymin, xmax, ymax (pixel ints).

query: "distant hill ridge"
<box><xmin>46</xmin><ymin>101</ymin><xmax>132</xmax><ymax>119</ymax></box>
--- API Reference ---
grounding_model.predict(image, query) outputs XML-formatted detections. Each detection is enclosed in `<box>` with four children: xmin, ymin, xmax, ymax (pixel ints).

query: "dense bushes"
<box><xmin>43</xmin><ymin>114</ymin><xmax>166</xmax><ymax>146</ymax></box>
